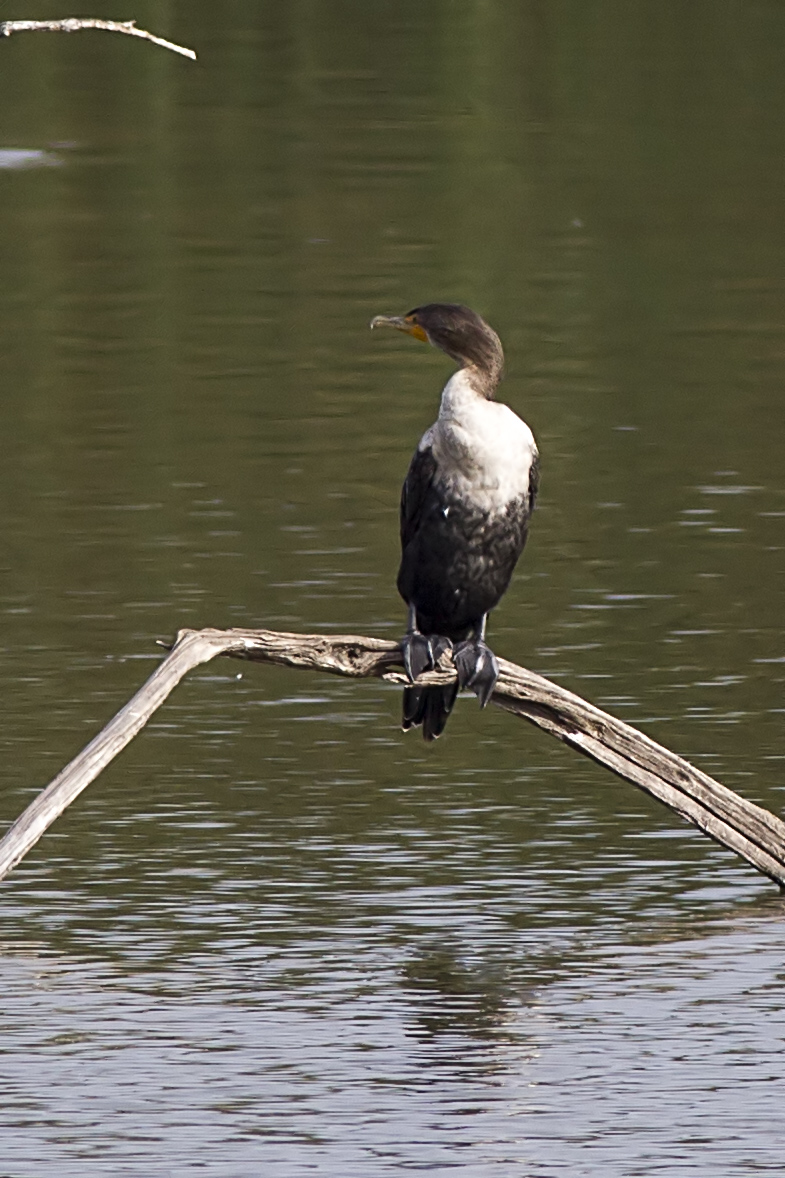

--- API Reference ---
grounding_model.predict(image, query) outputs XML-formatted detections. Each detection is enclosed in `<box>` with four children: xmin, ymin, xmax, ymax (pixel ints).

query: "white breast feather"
<box><xmin>419</xmin><ymin>370</ymin><xmax>537</xmax><ymax>513</ymax></box>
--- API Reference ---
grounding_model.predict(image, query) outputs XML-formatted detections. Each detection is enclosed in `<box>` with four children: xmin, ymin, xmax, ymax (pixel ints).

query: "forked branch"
<box><xmin>0</xmin><ymin>626</ymin><xmax>783</xmax><ymax>887</ymax></box>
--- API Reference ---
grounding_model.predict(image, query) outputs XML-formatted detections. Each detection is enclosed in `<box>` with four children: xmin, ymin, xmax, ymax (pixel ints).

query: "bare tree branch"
<box><xmin>0</xmin><ymin>626</ymin><xmax>783</xmax><ymax>887</ymax></box>
<box><xmin>0</xmin><ymin>18</ymin><xmax>197</xmax><ymax>60</ymax></box>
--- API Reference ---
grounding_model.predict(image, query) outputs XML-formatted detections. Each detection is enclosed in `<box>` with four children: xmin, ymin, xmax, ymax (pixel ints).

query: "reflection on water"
<box><xmin>2</xmin><ymin>912</ymin><xmax>785</xmax><ymax>1176</ymax></box>
<box><xmin>0</xmin><ymin>148</ymin><xmax>62</xmax><ymax>169</ymax></box>
<box><xmin>1</xmin><ymin>0</ymin><xmax>785</xmax><ymax>1173</ymax></box>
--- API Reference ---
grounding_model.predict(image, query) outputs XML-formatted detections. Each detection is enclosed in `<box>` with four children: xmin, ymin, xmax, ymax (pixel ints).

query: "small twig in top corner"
<box><xmin>0</xmin><ymin>18</ymin><xmax>197</xmax><ymax>60</ymax></box>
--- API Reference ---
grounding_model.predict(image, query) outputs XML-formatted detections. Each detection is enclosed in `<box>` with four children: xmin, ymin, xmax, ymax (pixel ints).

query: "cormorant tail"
<box><xmin>402</xmin><ymin>682</ymin><xmax>459</xmax><ymax>741</ymax></box>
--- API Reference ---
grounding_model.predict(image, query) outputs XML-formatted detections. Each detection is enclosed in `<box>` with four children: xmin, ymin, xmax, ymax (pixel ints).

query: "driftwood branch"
<box><xmin>0</xmin><ymin>626</ymin><xmax>784</xmax><ymax>887</ymax></box>
<box><xmin>0</xmin><ymin>18</ymin><xmax>197</xmax><ymax>59</ymax></box>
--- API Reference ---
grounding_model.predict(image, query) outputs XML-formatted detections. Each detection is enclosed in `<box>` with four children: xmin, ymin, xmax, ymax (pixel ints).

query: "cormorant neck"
<box><xmin>439</xmin><ymin>367</ymin><xmax>498</xmax><ymax>419</ymax></box>
<box><xmin>461</xmin><ymin>360</ymin><xmax>501</xmax><ymax>401</ymax></box>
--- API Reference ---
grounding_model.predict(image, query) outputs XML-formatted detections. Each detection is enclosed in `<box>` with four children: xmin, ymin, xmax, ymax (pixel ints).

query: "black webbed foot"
<box><xmin>400</xmin><ymin>632</ymin><xmax>453</xmax><ymax>683</ymax></box>
<box><xmin>453</xmin><ymin>640</ymin><xmax>499</xmax><ymax>708</ymax></box>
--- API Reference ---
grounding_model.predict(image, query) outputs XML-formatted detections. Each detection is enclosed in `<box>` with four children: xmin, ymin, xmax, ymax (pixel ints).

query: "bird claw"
<box><xmin>401</xmin><ymin>633</ymin><xmax>453</xmax><ymax>683</ymax></box>
<box><xmin>430</xmin><ymin>635</ymin><xmax>454</xmax><ymax>664</ymax></box>
<box><xmin>453</xmin><ymin>640</ymin><xmax>499</xmax><ymax>708</ymax></box>
<box><xmin>401</xmin><ymin>632</ymin><xmax>434</xmax><ymax>682</ymax></box>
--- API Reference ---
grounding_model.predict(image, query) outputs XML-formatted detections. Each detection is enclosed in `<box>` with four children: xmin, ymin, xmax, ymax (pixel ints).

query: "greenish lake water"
<box><xmin>1</xmin><ymin>3</ymin><xmax>784</xmax><ymax>1174</ymax></box>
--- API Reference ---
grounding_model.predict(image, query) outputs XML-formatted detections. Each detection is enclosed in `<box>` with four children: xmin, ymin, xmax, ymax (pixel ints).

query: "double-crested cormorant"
<box><xmin>371</xmin><ymin>303</ymin><xmax>539</xmax><ymax>740</ymax></box>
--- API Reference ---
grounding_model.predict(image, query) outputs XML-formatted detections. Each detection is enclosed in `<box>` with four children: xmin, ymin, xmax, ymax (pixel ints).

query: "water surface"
<box><xmin>1</xmin><ymin>2</ymin><xmax>784</xmax><ymax>1174</ymax></box>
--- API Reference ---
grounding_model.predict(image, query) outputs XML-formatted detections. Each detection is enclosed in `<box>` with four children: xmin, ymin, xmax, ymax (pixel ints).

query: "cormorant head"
<box><xmin>371</xmin><ymin>303</ymin><xmax>504</xmax><ymax>386</ymax></box>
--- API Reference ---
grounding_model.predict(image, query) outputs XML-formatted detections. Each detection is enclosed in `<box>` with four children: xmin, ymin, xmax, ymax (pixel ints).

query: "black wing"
<box><xmin>399</xmin><ymin>444</ymin><xmax>438</xmax><ymax>552</ymax></box>
<box><xmin>528</xmin><ymin>451</ymin><xmax>540</xmax><ymax>512</ymax></box>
